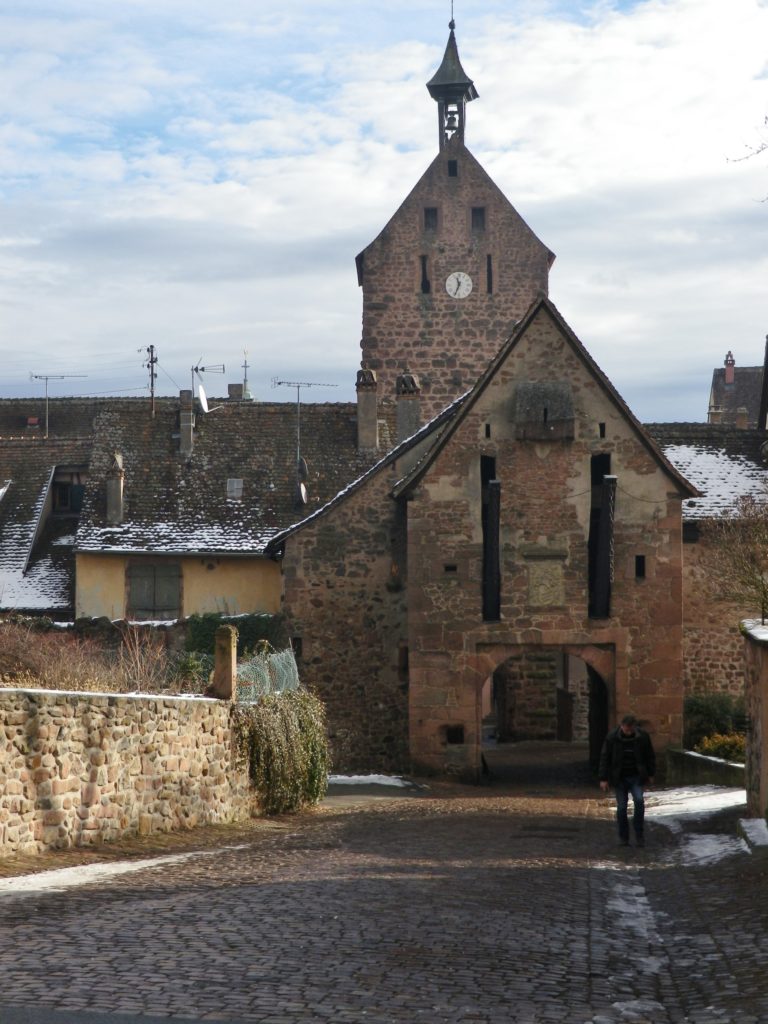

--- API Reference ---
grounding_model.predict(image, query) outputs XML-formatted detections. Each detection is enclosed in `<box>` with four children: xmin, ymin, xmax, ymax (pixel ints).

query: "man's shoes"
<box><xmin>636</xmin><ymin>835</ymin><xmax>645</xmax><ymax>848</ymax></box>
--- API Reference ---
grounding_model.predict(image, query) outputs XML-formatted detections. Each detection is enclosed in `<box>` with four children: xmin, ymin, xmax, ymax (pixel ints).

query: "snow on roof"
<box><xmin>661</xmin><ymin>443</ymin><xmax>767</xmax><ymax>517</ymax></box>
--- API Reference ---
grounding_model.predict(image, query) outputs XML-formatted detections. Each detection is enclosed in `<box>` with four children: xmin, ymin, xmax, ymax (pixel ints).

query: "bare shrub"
<box><xmin>0</xmin><ymin>621</ymin><xmax>119</xmax><ymax>692</ymax></box>
<box><xmin>114</xmin><ymin>624</ymin><xmax>170</xmax><ymax>693</ymax></box>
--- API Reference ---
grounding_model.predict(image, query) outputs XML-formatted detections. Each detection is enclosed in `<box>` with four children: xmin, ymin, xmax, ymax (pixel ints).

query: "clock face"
<box><xmin>445</xmin><ymin>271</ymin><xmax>473</xmax><ymax>299</ymax></box>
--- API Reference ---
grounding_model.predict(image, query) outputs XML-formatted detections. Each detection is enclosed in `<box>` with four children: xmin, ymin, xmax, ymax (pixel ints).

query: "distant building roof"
<box><xmin>647</xmin><ymin>422</ymin><xmax>768</xmax><ymax>519</ymax></box>
<box><xmin>707</xmin><ymin>351</ymin><xmax>763</xmax><ymax>429</ymax></box>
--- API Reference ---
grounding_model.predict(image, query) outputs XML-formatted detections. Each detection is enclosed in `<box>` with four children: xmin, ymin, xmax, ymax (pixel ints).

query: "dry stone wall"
<box><xmin>0</xmin><ymin>689</ymin><xmax>253</xmax><ymax>857</ymax></box>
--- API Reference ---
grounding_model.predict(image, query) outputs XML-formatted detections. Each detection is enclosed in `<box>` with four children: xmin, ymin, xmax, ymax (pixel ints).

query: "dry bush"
<box><xmin>0</xmin><ymin>621</ymin><xmax>120</xmax><ymax>692</ymax></box>
<box><xmin>0</xmin><ymin>620</ymin><xmax>181</xmax><ymax>694</ymax></box>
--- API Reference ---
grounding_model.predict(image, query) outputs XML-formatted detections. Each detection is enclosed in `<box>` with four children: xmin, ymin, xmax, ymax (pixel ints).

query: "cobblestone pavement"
<box><xmin>0</xmin><ymin>752</ymin><xmax>766</xmax><ymax>1024</ymax></box>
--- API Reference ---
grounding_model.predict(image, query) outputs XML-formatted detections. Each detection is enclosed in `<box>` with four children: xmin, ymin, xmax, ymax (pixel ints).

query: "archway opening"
<box><xmin>478</xmin><ymin>647</ymin><xmax>610</xmax><ymax>787</ymax></box>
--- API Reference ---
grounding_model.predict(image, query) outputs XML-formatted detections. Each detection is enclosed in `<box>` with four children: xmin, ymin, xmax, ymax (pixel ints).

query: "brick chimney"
<box><xmin>356</xmin><ymin>366</ymin><xmax>379</xmax><ymax>450</ymax></box>
<box><xmin>228</xmin><ymin>383</ymin><xmax>244</xmax><ymax>401</ymax></box>
<box><xmin>724</xmin><ymin>351</ymin><xmax>735</xmax><ymax>385</ymax></box>
<box><xmin>106</xmin><ymin>452</ymin><xmax>124</xmax><ymax>525</ymax></box>
<box><xmin>179</xmin><ymin>390</ymin><xmax>194</xmax><ymax>456</ymax></box>
<box><xmin>396</xmin><ymin>370</ymin><xmax>421</xmax><ymax>443</ymax></box>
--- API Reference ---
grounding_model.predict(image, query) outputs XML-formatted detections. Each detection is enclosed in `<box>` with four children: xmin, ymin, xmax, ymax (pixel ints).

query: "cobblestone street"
<box><xmin>0</xmin><ymin>749</ymin><xmax>765</xmax><ymax>1024</ymax></box>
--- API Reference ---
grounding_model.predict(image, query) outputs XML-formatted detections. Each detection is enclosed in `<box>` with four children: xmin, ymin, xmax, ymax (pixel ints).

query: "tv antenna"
<box><xmin>271</xmin><ymin>378</ymin><xmax>338</xmax><ymax>505</ymax></box>
<box><xmin>192</xmin><ymin>360</ymin><xmax>225</xmax><ymax>414</ymax></box>
<box><xmin>141</xmin><ymin>345</ymin><xmax>158</xmax><ymax>417</ymax></box>
<box><xmin>30</xmin><ymin>372</ymin><xmax>88</xmax><ymax>438</ymax></box>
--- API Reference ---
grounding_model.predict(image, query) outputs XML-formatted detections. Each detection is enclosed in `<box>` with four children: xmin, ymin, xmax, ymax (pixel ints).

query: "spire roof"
<box><xmin>426</xmin><ymin>21</ymin><xmax>478</xmax><ymax>101</ymax></box>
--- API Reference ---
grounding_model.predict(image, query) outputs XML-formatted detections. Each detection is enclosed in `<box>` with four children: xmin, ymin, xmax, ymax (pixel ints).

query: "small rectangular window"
<box><xmin>485</xmin><ymin>423</ymin><xmax>491</xmax><ymax>439</ymax></box>
<box><xmin>599</xmin><ymin>422</ymin><xmax>606</xmax><ymax>438</ymax></box>
<box><xmin>424</xmin><ymin>207</ymin><xmax>438</xmax><ymax>231</ymax></box>
<box><xmin>471</xmin><ymin>207</ymin><xmax>486</xmax><ymax>231</ymax></box>
<box><xmin>443</xmin><ymin>724</ymin><xmax>465</xmax><ymax>745</ymax></box>
<box><xmin>635</xmin><ymin>555</ymin><xmax>646</xmax><ymax>579</ymax></box>
<box><xmin>486</xmin><ymin>254</ymin><xmax>493</xmax><ymax>294</ymax></box>
<box><xmin>448</xmin><ymin>159</ymin><xmax>458</xmax><ymax>177</ymax></box>
<box><xmin>444</xmin><ymin>564</ymin><xmax>458</xmax><ymax>574</ymax></box>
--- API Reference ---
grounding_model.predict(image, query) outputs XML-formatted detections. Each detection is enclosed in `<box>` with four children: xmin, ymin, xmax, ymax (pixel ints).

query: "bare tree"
<box><xmin>703</xmin><ymin>493</ymin><xmax>768</xmax><ymax>623</ymax></box>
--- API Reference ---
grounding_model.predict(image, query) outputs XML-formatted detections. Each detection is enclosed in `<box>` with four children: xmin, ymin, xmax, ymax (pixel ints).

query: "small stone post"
<box><xmin>211</xmin><ymin>625</ymin><xmax>238</xmax><ymax>700</ymax></box>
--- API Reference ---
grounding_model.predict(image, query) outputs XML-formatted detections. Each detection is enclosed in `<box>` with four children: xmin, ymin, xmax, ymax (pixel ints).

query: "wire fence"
<box><xmin>236</xmin><ymin>647</ymin><xmax>300</xmax><ymax>703</ymax></box>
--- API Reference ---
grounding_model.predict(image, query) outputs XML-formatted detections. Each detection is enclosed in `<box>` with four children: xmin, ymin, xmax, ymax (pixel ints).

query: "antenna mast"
<box><xmin>142</xmin><ymin>345</ymin><xmax>158</xmax><ymax>417</ymax></box>
<box><xmin>30</xmin><ymin>372</ymin><xmax>88</xmax><ymax>438</ymax></box>
<box><xmin>271</xmin><ymin>378</ymin><xmax>338</xmax><ymax>484</ymax></box>
<box><xmin>242</xmin><ymin>349</ymin><xmax>252</xmax><ymax>400</ymax></box>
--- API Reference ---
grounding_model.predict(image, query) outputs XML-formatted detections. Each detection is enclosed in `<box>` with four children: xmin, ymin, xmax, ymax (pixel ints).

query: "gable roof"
<box><xmin>355</xmin><ymin>137</ymin><xmax>554</xmax><ymax>277</ymax></box>
<box><xmin>264</xmin><ymin>395</ymin><xmax>465</xmax><ymax>554</ymax></box>
<box><xmin>647</xmin><ymin>422</ymin><xmax>768</xmax><ymax>519</ymax></box>
<box><xmin>0</xmin><ymin>437</ymin><xmax>92</xmax><ymax>613</ymax></box>
<box><xmin>392</xmin><ymin>296</ymin><xmax>699</xmax><ymax>500</ymax></box>
<box><xmin>708</xmin><ymin>365</ymin><xmax>763</xmax><ymax>428</ymax></box>
<box><xmin>76</xmin><ymin>399</ymin><xmax>386</xmax><ymax>556</ymax></box>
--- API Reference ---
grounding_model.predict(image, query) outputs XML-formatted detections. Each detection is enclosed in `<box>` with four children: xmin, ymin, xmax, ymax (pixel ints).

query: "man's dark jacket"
<box><xmin>598</xmin><ymin>726</ymin><xmax>656</xmax><ymax>786</ymax></box>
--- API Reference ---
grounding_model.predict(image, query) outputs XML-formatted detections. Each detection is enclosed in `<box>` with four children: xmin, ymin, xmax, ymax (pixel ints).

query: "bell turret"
<box><xmin>426</xmin><ymin>19</ymin><xmax>478</xmax><ymax>150</ymax></box>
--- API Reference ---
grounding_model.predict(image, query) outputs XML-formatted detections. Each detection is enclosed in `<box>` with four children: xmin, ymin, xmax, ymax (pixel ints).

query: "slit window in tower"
<box><xmin>471</xmin><ymin>206</ymin><xmax>486</xmax><ymax>231</ymax></box>
<box><xmin>486</xmin><ymin>254</ymin><xmax>493</xmax><ymax>294</ymax></box>
<box><xmin>481</xmin><ymin>455</ymin><xmax>501</xmax><ymax>621</ymax></box>
<box><xmin>424</xmin><ymin>207</ymin><xmax>438</xmax><ymax>231</ymax></box>
<box><xmin>420</xmin><ymin>255</ymin><xmax>431</xmax><ymax>294</ymax></box>
<box><xmin>635</xmin><ymin>555</ymin><xmax>646</xmax><ymax>580</ymax></box>
<box><xmin>588</xmin><ymin>455</ymin><xmax>615</xmax><ymax>619</ymax></box>
<box><xmin>448</xmin><ymin>159</ymin><xmax>458</xmax><ymax>177</ymax></box>
<box><xmin>599</xmin><ymin>422</ymin><xmax>606</xmax><ymax>439</ymax></box>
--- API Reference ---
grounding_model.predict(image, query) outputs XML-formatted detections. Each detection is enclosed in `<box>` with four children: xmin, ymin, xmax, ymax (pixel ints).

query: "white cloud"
<box><xmin>0</xmin><ymin>0</ymin><xmax>766</xmax><ymax>417</ymax></box>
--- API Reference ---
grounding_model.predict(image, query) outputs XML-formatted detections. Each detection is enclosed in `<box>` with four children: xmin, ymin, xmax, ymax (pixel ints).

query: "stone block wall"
<box><xmin>359</xmin><ymin>139</ymin><xmax>552</xmax><ymax>420</ymax></box>
<box><xmin>0</xmin><ymin>689</ymin><xmax>253</xmax><ymax>857</ymax></box>
<box><xmin>682</xmin><ymin>534</ymin><xmax>750</xmax><ymax>696</ymax></box>
<box><xmin>279</xmin><ymin>463</ymin><xmax>409</xmax><ymax>773</ymax></box>
<box><xmin>743</xmin><ymin>624</ymin><xmax>768</xmax><ymax>818</ymax></box>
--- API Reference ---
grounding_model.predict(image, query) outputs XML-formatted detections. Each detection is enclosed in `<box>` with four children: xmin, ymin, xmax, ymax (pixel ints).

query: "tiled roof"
<box><xmin>646</xmin><ymin>422</ymin><xmax>768</xmax><ymax>518</ymax></box>
<box><xmin>708</xmin><ymin>366</ymin><xmax>763</xmax><ymax>428</ymax></box>
<box><xmin>0</xmin><ymin>437</ymin><xmax>93</xmax><ymax>612</ymax></box>
<box><xmin>76</xmin><ymin>398</ymin><xmax>384</xmax><ymax>555</ymax></box>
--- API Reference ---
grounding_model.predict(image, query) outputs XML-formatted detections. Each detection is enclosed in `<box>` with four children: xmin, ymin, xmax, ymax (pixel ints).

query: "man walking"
<box><xmin>599</xmin><ymin>714</ymin><xmax>656</xmax><ymax>847</ymax></box>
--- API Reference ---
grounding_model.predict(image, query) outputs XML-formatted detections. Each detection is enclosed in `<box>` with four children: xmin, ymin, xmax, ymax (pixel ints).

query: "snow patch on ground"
<box><xmin>328</xmin><ymin>774</ymin><xmax>413</xmax><ymax>787</ymax></box>
<box><xmin>740</xmin><ymin>817</ymin><xmax>768</xmax><ymax>847</ymax></box>
<box><xmin>0</xmin><ymin>846</ymin><xmax>249</xmax><ymax>899</ymax></box>
<box><xmin>645</xmin><ymin>785</ymin><xmax>746</xmax><ymax>835</ymax></box>
<box><xmin>675</xmin><ymin>834</ymin><xmax>748</xmax><ymax>866</ymax></box>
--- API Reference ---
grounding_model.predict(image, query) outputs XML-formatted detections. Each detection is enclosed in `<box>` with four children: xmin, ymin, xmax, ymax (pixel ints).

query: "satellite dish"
<box><xmin>298</xmin><ymin>456</ymin><xmax>309</xmax><ymax>482</ymax></box>
<box><xmin>296</xmin><ymin>481</ymin><xmax>308</xmax><ymax>506</ymax></box>
<box><xmin>198</xmin><ymin>383</ymin><xmax>209</xmax><ymax>414</ymax></box>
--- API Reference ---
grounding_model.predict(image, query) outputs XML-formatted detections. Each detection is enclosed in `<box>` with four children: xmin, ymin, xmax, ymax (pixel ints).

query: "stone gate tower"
<box><xmin>357</xmin><ymin>20</ymin><xmax>555</xmax><ymax>421</ymax></box>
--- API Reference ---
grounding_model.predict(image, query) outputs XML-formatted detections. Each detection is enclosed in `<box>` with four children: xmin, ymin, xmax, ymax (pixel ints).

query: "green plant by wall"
<box><xmin>185</xmin><ymin>613</ymin><xmax>288</xmax><ymax>657</ymax></box>
<box><xmin>694</xmin><ymin>732</ymin><xmax>746</xmax><ymax>763</ymax></box>
<box><xmin>232</xmin><ymin>688</ymin><xmax>330</xmax><ymax>815</ymax></box>
<box><xmin>683</xmin><ymin>693</ymin><xmax>747</xmax><ymax>750</ymax></box>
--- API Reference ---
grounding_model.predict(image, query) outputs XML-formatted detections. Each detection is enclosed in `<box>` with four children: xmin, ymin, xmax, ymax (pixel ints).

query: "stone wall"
<box><xmin>682</xmin><ymin>534</ymin><xmax>749</xmax><ymax>697</ymax></box>
<box><xmin>280</xmin><ymin>462</ymin><xmax>409</xmax><ymax>773</ymax></box>
<box><xmin>359</xmin><ymin>138</ymin><xmax>552</xmax><ymax>420</ymax></box>
<box><xmin>0</xmin><ymin>689</ymin><xmax>253</xmax><ymax>857</ymax></box>
<box><xmin>743</xmin><ymin>623</ymin><xmax>768</xmax><ymax>818</ymax></box>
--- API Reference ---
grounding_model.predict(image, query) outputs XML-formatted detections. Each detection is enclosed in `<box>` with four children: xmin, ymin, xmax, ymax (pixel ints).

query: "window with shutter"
<box><xmin>127</xmin><ymin>562</ymin><xmax>181</xmax><ymax>620</ymax></box>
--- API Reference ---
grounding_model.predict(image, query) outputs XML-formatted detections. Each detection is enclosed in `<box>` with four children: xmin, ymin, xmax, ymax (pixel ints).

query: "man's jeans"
<box><xmin>614</xmin><ymin>775</ymin><xmax>645</xmax><ymax>840</ymax></box>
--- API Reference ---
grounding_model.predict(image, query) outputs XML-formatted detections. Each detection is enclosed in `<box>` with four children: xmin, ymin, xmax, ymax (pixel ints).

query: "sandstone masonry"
<box><xmin>0</xmin><ymin>689</ymin><xmax>253</xmax><ymax>857</ymax></box>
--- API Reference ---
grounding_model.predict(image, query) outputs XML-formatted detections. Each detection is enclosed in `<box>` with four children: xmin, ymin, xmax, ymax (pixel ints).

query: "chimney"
<box><xmin>736</xmin><ymin>406</ymin><xmax>749</xmax><ymax>430</ymax></box>
<box><xmin>724</xmin><ymin>351</ymin><xmax>735</xmax><ymax>385</ymax></box>
<box><xmin>356</xmin><ymin>366</ymin><xmax>379</xmax><ymax>450</ymax></box>
<box><xmin>179</xmin><ymin>389</ymin><xmax>194</xmax><ymax>456</ymax></box>
<box><xmin>228</xmin><ymin>383</ymin><xmax>244</xmax><ymax>401</ymax></box>
<box><xmin>396</xmin><ymin>370</ymin><xmax>421</xmax><ymax>443</ymax></box>
<box><xmin>106</xmin><ymin>452</ymin><xmax>124</xmax><ymax>525</ymax></box>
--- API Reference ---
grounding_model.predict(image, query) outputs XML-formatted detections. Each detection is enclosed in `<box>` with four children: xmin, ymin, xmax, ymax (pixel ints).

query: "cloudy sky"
<box><xmin>1</xmin><ymin>0</ymin><xmax>766</xmax><ymax>421</ymax></box>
